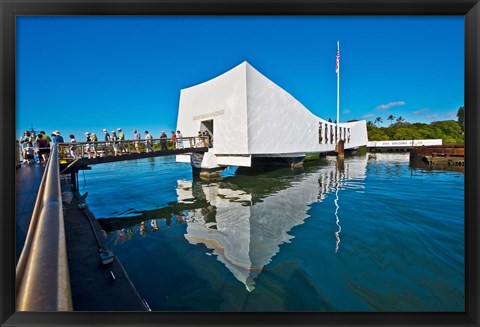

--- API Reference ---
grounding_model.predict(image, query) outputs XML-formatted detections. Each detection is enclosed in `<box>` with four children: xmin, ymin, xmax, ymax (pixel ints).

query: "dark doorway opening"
<box><xmin>200</xmin><ymin>119</ymin><xmax>214</xmax><ymax>135</ymax></box>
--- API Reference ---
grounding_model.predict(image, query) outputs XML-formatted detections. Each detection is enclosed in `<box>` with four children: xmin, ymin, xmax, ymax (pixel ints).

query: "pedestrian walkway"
<box><xmin>16</xmin><ymin>163</ymin><xmax>148</xmax><ymax>311</ymax></box>
<box><xmin>61</xmin><ymin>180</ymin><xmax>148</xmax><ymax>311</ymax></box>
<box><xmin>59</xmin><ymin>143</ymin><xmax>208</xmax><ymax>174</ymax></box>
<box><xmin>15</xmin><ymin>164</ymin><xmax>45</xmax><ymax>261</ymax></box>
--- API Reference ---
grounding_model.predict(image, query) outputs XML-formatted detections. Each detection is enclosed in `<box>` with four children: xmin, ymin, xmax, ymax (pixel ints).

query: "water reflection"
<box><xmin>334</xmin><ymin>161</ymin><xmax>342</xmax><ymax>253</ymax></box>
<box><xmin>99</xmin><ymin>155</ymin><xmax>368</xmax><ymax>291</ymax></box>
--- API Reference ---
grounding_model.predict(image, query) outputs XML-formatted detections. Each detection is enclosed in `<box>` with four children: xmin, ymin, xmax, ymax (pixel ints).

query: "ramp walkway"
<box><xmin>58</xmin><ymin>138</ymin><xmax>207</xmax><ymax>174</ymax></box>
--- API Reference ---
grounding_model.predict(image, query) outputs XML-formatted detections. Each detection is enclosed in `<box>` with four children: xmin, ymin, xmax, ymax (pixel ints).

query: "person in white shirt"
<box><xmin>144</xmin><ymin>130</ymin><xmax>153</xmax><ymax>153</ymax></box>
<box><xmin>133</xmin><ymin>129</ymin><xmax>141</xmax><ymax>153</ymax></box>
<box><xmin>69</xmin><ymin>134</ymin><xmax>77</xmax><ymax>158</ymax></box>
<box><xmin>176</xmin><ymin>130</ymin><xmax>183</xmax><ymax>149</ymax></box>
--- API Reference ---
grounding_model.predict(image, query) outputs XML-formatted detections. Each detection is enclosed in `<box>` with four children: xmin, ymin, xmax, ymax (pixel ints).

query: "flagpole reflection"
<box><xmin>334</xmin><ymin>176</ymin><xmax>341</xmax><ymax>253</ymax></box>
<box><xmin>334</xmin><ymin>160</ymin><xmax>343</xmax><ymax>253</ymax></box>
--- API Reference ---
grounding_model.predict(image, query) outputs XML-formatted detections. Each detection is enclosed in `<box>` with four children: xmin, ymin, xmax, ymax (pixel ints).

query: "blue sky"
<box><xmin>16</xmin><ymin>16</ymin><xmax>464</xmax><ymax>140</ymax></box>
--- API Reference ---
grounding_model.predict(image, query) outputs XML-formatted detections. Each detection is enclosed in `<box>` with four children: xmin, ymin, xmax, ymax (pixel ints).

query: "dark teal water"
<box><xmin>81</xmin><ymin>153</ymin><xmax>464</xmax><ymax>312</ymax></box>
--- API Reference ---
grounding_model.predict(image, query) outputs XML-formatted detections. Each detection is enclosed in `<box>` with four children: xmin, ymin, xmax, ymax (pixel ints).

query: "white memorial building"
<box><xmin>176</xmin><ymin>62</ymin><xmax>368</xmax><ymax>171</ymax></box>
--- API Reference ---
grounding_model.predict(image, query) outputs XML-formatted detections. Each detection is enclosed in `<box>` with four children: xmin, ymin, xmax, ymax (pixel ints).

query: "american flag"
<box><xmin>336</xmin><ymin>41</ymin><xmax>340</xmax><ymax>75</ymax></box>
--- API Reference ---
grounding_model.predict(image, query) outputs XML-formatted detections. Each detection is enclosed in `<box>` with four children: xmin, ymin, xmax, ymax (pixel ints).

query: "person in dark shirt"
<box><xmin>84</xmin><ymin>132</ymin><xmax>92</xmax><ymax>159</ymax></box>
<box><xmin>36</xmin><ymin>133</ymin><xmax>49</xmax><ymax>162</ymax></box>
<box><xmin>111</xmin><ymin>131</ymin><xmax>119</xmax><ymax>156</ymax></box>
<box><xmin>52</xmin><ymin>131</ymin><xmax>64</xmax><ymax>143</ymax></box>
<box><xmin>160</xmin><ymin>131</ymin><xmax>168</xmax><ymax>151</ymax></box>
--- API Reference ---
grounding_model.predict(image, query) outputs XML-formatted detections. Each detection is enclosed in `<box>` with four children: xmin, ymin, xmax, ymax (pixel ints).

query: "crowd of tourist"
<box><xmin>18</xmin><ymin>128</ymin><xmax>214</xmax><ymax>164</ymax></box>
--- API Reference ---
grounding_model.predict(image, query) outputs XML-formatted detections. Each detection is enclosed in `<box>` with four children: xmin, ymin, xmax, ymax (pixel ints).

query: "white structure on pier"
<box><xmin>176</xmin><ymin>62</ymin><xmax>368</xmax><ymax>168</ymax></box>
<box><xmin>367</xmin><ymin>139</ymin><xmax>442</xmax><ymax>150</ymax></box>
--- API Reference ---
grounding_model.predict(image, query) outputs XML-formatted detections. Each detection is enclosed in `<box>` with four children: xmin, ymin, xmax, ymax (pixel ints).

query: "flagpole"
<box><xmin>336</xmin><ymin>40</ymin><xmax>340</xmax><ymax>145</ymax></box>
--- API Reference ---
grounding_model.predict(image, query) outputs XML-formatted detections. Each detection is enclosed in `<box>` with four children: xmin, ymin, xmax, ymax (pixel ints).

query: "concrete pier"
<box><xmin>336</xmin><ymin>140</ymin><xmax>345</xmax><ymax>159</ymax></box>
<box><xmin>60</xmin><ymin>177</ymin><xmax>148</xmax><ymax>311</ymax></box>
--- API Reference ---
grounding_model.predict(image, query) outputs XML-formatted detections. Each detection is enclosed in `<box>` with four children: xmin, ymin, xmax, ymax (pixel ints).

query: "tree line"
<box><xmin>359</xmin><ymin>106</ymin><xmax>465</xmax><ymax>145</ymax></box>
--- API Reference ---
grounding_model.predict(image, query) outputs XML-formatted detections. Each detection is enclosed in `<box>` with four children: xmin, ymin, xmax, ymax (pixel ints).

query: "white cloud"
<box><xmin>343</xmin><ymin>109</ymin><xmax>351</xmax><ymax>114</ymax></box>
<box><xmin>445</xmin><ymin>112</ymin><xmax>456</xmax><ymax>118</ymax></box>
<box><xmin>426</xmin><ymin>114</ymin><xmax>439</xmax><ymax>119</ymax></box>
<box><xmin>376</xmin><ymin>101</ymin><xmax>406</xmax><ymax>111</ymax></box>
<box><xmin>413</xmin><ymin>108</ymin><xmax>429</xmax><ymax>115</ymax></box>
<box><xmin>362</xmin><ymin>113</ymin><xmax>374</xmax><ymax>119</ymax></box>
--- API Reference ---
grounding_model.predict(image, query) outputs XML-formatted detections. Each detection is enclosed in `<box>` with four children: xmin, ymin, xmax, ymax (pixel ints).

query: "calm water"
<box><xmin>81</xmin><ymin>153</ymin><xmax>464</xmax><ymax>312</ymax></box>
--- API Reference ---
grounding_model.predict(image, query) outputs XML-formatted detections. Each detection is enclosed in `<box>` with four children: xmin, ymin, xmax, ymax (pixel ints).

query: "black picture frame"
<box><xmin>1</xmin><ymin>0</ymin><xmax>478</xmax><ymax>326</ymax></box>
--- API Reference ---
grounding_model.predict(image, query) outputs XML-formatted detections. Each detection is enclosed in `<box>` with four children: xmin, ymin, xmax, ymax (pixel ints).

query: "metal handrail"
<box><xmin>60</xmin><ymin>136</ymin><xmax>206</xmax><ymax>148</ymax></box>
<box><xmin>57</xmin><ymin>136</ymin><xmax>210</xmax><ymax>160</ymax></box>
<box><xmin>16</xmin><ymin>144</ymin><xmax>73</xmax><ymax>311</ymax></box>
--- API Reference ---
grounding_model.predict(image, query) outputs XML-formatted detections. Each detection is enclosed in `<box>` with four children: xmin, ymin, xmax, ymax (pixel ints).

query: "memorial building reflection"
<box><xmin>100</xmin><ymin>156</ymin><xmax>368</xmax><ymax>291</ymax></box>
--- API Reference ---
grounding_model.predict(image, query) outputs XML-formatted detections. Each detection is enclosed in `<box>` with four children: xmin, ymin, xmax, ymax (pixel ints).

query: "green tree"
<box><xmin>366</xmin><ymin>119</ymin><xmax>464</xmax><ymax>144</ymax></box>
<box><xmin>393</xmin><ymin>127</ymin><xmax>421</xmax><ymax>140</ymax></box>
<box><xmin>430</xmin><ymin>120</ymin><xmax>464</xmax><ymax>143</ymax></box>
<box><xmin>367</xmin><ymin>127</ymin><xmax>389</xmax><ymax>141</ymax></box>
<box><xmin>395</xmin><ymin>116</ymin><xmax>405</xmax><ymax>124</ymax></box>
<box><xmin>456</xmin><ymin>106</ymin><xmax>464</xmax><ymax>132</ymax></box>
<box><xmin>387</xmin><ymin>114</ymin><xmax>396</xmax><ymax>126</ymax></box>
<box><xmin>374</xmin><ymin>117</ymin><xmax>383</xmax><ymax>127</ymax></box>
